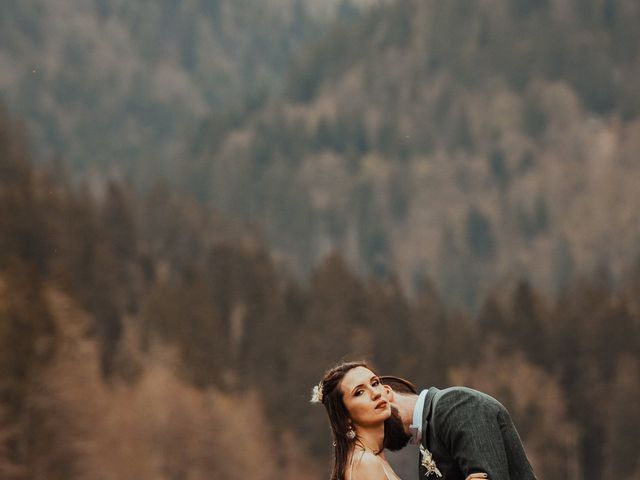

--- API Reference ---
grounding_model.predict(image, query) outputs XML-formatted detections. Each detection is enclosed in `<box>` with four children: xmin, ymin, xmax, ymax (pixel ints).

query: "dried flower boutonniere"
<box><xmin>420</xmin><ymin>445</ymin><xmax>443</xmax><ymax>478</ymax></box>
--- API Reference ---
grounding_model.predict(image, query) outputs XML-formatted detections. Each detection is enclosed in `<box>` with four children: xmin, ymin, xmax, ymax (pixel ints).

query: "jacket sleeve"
<box><xmin>433</xmin><ymin>388</ymin><xmax>510</xmax><ymax>480</ymax></box>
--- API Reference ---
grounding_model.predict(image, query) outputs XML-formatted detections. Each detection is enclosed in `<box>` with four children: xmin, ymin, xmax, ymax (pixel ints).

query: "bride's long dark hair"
<box><xmin>314</xmin><ymin>361</ymin><xmax>369</xmax><ymax>480</ymax></box>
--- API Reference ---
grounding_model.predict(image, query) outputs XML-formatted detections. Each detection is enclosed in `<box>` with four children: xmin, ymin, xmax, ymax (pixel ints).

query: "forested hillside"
<box><xmin>1</xmin><ymin>108</ymin><xmax>639</xmax><ymax>479</ymax></box>
<box><xmin>0</xmin><ymin>0</ymin><xmax>370</xmax><ymax>176</ymax></box>
<box><xmin>184</xmin><ymin>0</ymin><xmax>640</xmax><ymax>307</ymax></box>
<box><xmin>2</xmin><ymin>1</ymin><xmax>640</xmax><ymax>478</ymax></box>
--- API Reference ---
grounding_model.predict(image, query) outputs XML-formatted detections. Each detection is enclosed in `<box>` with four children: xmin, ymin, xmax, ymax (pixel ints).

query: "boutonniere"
<box><xmin>420</xmin><ymin>445</ymin><xmax>443</xmax><ymax>478</ymax></box>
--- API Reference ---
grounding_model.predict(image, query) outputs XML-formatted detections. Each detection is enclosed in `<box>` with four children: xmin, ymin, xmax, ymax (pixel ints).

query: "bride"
<box><xmin>312</xmin><ymin>361</ymin><xmax>488</xmax><ymax>480</ymax></box>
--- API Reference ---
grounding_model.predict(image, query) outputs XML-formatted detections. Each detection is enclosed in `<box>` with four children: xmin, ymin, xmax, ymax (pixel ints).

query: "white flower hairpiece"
<box><xmin>310</xmin><ymin>382</ymin><xmax>324</xmax><ymax>404</ymax></box>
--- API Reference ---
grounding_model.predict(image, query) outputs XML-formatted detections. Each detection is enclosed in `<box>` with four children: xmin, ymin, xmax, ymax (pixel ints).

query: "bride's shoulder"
<box><xmin>349</xmin><ymin>450</ymin><xmax>388</xmax><ymax>479</ymax></box>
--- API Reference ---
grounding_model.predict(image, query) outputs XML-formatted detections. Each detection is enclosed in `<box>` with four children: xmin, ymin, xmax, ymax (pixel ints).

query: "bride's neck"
<box><xmin>354</xmin><ymin>424</ymin><xmax>385</xmax><ymax>455</ymax></box>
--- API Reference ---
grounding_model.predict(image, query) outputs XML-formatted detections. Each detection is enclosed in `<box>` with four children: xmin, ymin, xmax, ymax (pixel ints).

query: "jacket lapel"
<box><xmin>419</xmin><ymin>387</ymin><xmax>439</xmax><ymax>476</ymax></box>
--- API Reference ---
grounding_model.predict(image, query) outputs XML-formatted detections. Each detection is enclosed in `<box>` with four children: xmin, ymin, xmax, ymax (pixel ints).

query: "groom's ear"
<box><xmin>384</xmin><ymin>384</ymin><xmax>395</xmax><ymax>401</ymax></box>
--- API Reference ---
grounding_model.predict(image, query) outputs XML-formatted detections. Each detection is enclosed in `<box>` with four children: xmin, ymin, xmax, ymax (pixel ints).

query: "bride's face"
<box><xmin>340</xmin><ymin>366</ymin><xmax>391</xmax><ymax>428</ymax></box>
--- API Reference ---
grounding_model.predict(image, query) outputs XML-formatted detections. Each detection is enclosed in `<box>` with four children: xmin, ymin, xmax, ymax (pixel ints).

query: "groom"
<box><xmin>380</xmin><ymin>376</ymin><xmax>537</xmax><ymax>480</ymax></box>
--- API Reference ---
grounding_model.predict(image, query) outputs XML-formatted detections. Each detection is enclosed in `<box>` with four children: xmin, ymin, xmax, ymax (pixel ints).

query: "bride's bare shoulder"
<box><xmin>348</xmin><ymin>451</ymin><xmax>389</xmax><ymax>480</ymax></box>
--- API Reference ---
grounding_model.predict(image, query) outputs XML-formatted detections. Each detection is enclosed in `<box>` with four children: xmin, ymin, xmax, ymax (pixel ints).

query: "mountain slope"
<box><xmin>0</xmin><ymin>0</ymin><xmax>371</xmax><ymax>177</ymax></box>
<box><xmin>184</xmin><ymin>0</ymin><xmax>640</xmax><ymax>306</ymax></box>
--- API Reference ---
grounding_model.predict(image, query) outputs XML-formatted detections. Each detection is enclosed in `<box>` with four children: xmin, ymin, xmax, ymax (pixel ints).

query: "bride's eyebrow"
<box><xmin>350</xmin><ymin>383</ymin><xmax>364</xmax><ymax>395</ymax></box>
<box><xmin>350</xmin><ymin>376</ymin><xmax>378</xmax><ymax>395</ymax></box>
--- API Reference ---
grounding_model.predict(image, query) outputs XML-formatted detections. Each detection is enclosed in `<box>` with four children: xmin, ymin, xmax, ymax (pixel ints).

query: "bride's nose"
<box><xmin>371</xmin><ymin>390</ymin><xmax>381</xmax><ymax>400</ymax></box>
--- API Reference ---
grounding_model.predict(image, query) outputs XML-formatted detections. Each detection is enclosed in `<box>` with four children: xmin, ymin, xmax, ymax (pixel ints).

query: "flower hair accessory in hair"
<box><xmin>310</xmin><ymin>382</ymin><xmax>324</xmax><ymax>404</ymax></box>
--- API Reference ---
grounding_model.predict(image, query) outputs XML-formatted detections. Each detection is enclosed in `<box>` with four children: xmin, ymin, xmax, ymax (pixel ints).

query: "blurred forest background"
<box><xmin>1</xmin><ymin>0</ymin><xmax>639</xmax><ymax>479</ymax></box>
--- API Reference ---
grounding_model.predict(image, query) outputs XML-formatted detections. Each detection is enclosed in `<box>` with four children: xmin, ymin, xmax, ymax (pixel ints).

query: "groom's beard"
<box><xmin>383</xmin><ymin>406</ymin><xmax>412</xmax><ymax>451</ymax></box>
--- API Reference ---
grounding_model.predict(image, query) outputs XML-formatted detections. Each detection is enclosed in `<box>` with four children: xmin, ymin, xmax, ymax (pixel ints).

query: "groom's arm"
<box><xmin>434</xmin><ymin>389</ymin><xmax>511</xmax><ymax>480</ymax></box>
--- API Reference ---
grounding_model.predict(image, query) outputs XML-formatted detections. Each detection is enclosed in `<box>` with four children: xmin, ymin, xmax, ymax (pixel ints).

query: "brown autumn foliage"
<box><xmin>1</xmin><ymin>106</ymin><xmax>639</xmax><ymax>479</ymax></box>
<box><xmin>31</xmin><ymin>287</ymin><xmax>322</xmax><ymax>480</ymax></box>
<box><xmin>0</xmin><ymin>405</ymin><xmax>22</xmax><ymax>479</ymax></box>
<box><xmin>449</xmin><ymin>345</ymin><xmax>580</xmax><ymax>480</ymax></box>
<box><xmin>602</xmin><ymin>355</ymin><xmax>640</xmax><ymax>480</ymax></box>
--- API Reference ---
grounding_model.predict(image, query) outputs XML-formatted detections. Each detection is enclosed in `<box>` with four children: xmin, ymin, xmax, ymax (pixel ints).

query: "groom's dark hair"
<box><xmin>379</xmin><ymin>375</ymin><xmax>418</xmax><ymax>394</ymax></box>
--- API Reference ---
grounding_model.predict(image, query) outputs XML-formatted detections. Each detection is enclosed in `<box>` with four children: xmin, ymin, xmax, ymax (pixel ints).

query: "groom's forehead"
<box><xmin>379</xmin><ymin>375</ymin><xmax>418</xmax><ymax>394</ymax></box>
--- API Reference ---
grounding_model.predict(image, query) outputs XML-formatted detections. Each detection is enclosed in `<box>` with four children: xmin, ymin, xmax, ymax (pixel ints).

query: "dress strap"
<box><xmin>349</xmin><ymin>449</ymin><xmax>365</xmax><ymax>480</ymax></box>
<box><xmin>349</xmin><ymin>449</ymin><xmax>393</xmax><ymax>480</ymax></box>
<box><xmin>380</xmin><ymin>462</ymin><xmax>393</xmax><ymax>480</ymax></box>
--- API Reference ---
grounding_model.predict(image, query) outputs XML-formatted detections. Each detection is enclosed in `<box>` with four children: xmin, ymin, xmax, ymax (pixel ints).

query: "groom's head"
<box><xmin>380</xmin><ymin>376</ymin><xmax>417</xmax><ymax>395</ymax></box>
<box><xmin>380</xmin><ymin>376</ymin><xmax>418</xmax><ymax>451</ymax></box>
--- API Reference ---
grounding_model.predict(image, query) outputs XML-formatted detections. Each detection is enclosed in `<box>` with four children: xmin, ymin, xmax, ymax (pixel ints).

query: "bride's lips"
<box><xmin>375</xmin><ymin>400</ymin><xmax>388</xmax><ymax>410</ymax></box>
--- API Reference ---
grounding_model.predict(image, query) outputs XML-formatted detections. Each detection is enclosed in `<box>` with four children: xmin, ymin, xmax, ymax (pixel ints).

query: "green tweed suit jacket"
<box><xmin>419</xmin><ymin>387</ymin><xmax>537</xmax><ymax>480</ymax></box>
